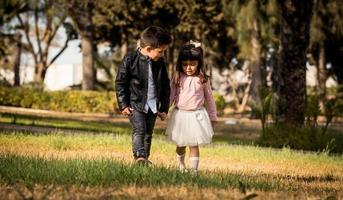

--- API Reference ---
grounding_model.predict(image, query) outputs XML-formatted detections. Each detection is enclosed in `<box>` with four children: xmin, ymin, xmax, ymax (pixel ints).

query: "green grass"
<box><xmin>0</xmin><ymin>113</ymin><xmax>167</xmax><ymax>135</ymax></box>
<box><xmin>1</xmin><ymin>132</ymin><xmax>342</xmax><ymax>166</ymax></box>
<box><xmin>5</xmin><ymin>113</ymin><xmax>342</xmax><ymax>150</ymax></box>
<box><xmin>0</xmin><ymin>154</ymin><xmax>274</xmax><ymax>191</ymax></box>
<box><xmin>0</xmin><ymin>131</ymin><xmax>342</xmax><ymax>195</ymax></box>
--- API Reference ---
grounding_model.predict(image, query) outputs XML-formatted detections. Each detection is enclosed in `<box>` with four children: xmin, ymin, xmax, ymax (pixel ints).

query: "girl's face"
<box><xmin>182</xmin><ymin>60</ymin><xmax>198</xmax><ymax>76</ymax></box>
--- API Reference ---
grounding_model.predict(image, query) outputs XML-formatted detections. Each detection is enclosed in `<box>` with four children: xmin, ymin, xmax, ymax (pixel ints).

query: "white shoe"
<box><xmin>179</xmin><ymin>167</ymin><xmax>188</xmax><ymax>173</ymax></box>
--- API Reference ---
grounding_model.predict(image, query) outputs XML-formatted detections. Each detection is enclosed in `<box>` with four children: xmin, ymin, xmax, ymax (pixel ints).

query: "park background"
<box><xmin>0</xmin><ymin>0</ymin><xmax>343</xmax><ymax>199</ymax></box>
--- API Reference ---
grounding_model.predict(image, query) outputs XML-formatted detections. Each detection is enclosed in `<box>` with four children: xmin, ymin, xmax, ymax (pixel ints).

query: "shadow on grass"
<box><xmin>1</xmin><ymin>113</ymin><xmax>342</xmax><ymax>153</ymax></box>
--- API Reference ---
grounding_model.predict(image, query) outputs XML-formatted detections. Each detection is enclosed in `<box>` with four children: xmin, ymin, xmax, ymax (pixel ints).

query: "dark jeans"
<box><xmin>129</xmin><ymin>109</ymin><xmax>157</xmax><ymax>159</ymax></box>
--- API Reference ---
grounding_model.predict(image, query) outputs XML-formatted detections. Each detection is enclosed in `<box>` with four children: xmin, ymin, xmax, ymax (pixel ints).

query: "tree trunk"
<box><xmin>67</xmin><ymin>0</ymin><xmax>95</xmax><ymax>90</ymax></box>
<box><xmin>81</xmin><ymin>34</ymin><xmax>95</xmax><ymax>90</ymax></box>
<box><xmin>249</xmin><ymin>18</ymin><xmax>262</xmax><ymax>118</ymax></box>
<box><xmin>277</xmin><ymin>1</ymin><xmax>313</xmax><ymax>126</ymax></box>
<box><xmin>34</xmin><ymin>63</ymin><xmax>43</xmax><ymax>83</ymax></box>
<box><xmin>120</xmin><ymin>32</ymin><xmax>128</xmax><ymax>59</ymax></box>
<box><xmin>33</xmin><ymin>54</ymin><xmax>48</xmax><ymax>83</ymax></box>
<box><xmin>237</xmin><ymin>80</ymin><xmax>252</xmax><ymax>113</ymax></box>
<box><xmin>14</xmin><ymin>32</ymin><xmax>22</xmax><ymax>86</ymax></box>
<box><xmin>317</xmin><ymin>42</ymin><xmax>326</xmax><ymax>111</ymax></box>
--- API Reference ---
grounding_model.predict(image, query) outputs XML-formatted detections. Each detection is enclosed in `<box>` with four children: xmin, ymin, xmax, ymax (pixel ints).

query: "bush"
<box><xmin>213</xmin><ymin>92</ymin><xmax>226</xmax><ymax>116</ymax></box>
<box><xmin>258</xmin><ymin>124</ymin><xmax>337</xmax><ymax>153</ymax></box>
<box><xmin>305</xmin><ymin>94</ymin><xmax>321</xmax><ymax>126</ymax></box>
<box><xmin>0</xmin><ymin>86</ymin><xmax>117</xmax><ymax>114</ymax></box>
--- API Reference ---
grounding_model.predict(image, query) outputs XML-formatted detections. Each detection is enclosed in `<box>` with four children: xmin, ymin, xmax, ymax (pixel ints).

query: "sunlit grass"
<box><xmin>0</xmin><ymin>154</ymin><xmax>276</xmax><ymax>191</ymax></box>
<box><xmin>1</xmin><ymin>113</ymin><xmax>343</xmax><ymax>199</ymax></box>
<box><xmin>0</xmin><ymin>113</ymin><xmax>131</xmax><ymax>134</ymax></box>
<box><xmin>1</xmin><ymin>132</ymin><xmax>342</xmax><ymax>169</ymax></box>
<box><xmin>0</xmin><ymin>131</ymin><xmax>342</xmax><ymax>194</ymax></box>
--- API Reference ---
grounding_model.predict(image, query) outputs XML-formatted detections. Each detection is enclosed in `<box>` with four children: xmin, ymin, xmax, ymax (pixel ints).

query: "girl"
<box><xmin>166</xmin><ymin>40</ymin><xmax>217</xmax><ymax>172</ymax></box>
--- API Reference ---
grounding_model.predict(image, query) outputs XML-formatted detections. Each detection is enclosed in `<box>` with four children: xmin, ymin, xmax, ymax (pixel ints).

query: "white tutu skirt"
<box><xmin>166</xmin><ymin>107</ymin><xmax>214</xmax><ymax>147</ymax></box>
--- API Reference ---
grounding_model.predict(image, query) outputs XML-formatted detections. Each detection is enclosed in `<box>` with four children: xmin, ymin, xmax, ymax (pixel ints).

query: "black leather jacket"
<box><xmin>115</xmin><ymin>50</ymin><xmax>170</xmax><ymax>113</ymax></box>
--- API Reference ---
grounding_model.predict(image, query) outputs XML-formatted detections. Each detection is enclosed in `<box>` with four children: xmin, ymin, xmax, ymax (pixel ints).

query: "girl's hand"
<box><xmin>211</xmin><ymin>121</ymin><xmax>217</xmax><ymax>128</ymax></box>
<box><xmin>157</xmin><ymin>112</ymin><xmax>167</xmax><ymax>121</ymax></box>
<box><xmin>121</xmin><ymin>107</ymin><xmax>133</xmax><ymax>116</ymax></box>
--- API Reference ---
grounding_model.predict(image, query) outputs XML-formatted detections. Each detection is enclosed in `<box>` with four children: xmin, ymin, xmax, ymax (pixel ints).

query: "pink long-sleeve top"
<box><xmin>170</xmin><ymin>73</ymin><xmax>218</xmax><ymax>121</ymax></box>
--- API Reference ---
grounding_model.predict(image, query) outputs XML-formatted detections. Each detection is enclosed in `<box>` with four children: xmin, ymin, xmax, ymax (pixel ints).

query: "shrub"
<box><xmin>0</xmin><ymin>86</ymin><xmax>117</xmax><ymax>114</ymax></box>
<box><xmin>213</xmin><ymin>92</ymin><xmax>226</xmax><ymax>116</ymax></box>
<box><xmin>305</xmin><ymin>94</ymin><xmax>321</xmax><ymax>127</ymax></box>
<box><xmin>258</xmin><ymin>124</ymin><xmax>337</xmax><ymax>153</ymax></box>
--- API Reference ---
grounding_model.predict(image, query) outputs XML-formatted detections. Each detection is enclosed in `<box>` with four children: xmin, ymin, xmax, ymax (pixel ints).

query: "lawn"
<box><xmin>0</xmin><ymin>113</ymin><xmax>342</xmax><ymax>199</ymax></box>
<box><xmin>0</xmin><ymin>129</ymin><xmax>342</xmax><ymax>199</ymax></box>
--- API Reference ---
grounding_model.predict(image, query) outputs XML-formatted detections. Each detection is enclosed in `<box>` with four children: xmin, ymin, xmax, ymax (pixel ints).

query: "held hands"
<box><xmin>121</xmin><ymin>107</ymin><xmax>133</xmax><ymax>116</ymax></box>
<box><xmin>211</xmin><ymin>121</ymin><xmax>217</xmax><ymax>128</ymax></box>
<box><xmin>157</xmin><ymin>112</ymin><xmax>167</xmax><ymax>121</ymax></box>
<box><xmin>122</xmin><ymin>107</ymin><xmax>167</xmax><ymax>121</ymax></box>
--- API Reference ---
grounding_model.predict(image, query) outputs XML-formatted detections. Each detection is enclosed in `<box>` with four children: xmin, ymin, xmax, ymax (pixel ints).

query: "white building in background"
<box><xmin>305</xmin><ymin>64</ymin><xmax>337</xmax><ymax>88</ymax></box>
<box><xmin>44</xmin><ymin>64</ymin><xmax>82</xmax><ymax>91</ymax></box>
<box><xmin>0</xmin><ymin>63</ymin><xmax>83</xmax><ymax>91</ymax></box>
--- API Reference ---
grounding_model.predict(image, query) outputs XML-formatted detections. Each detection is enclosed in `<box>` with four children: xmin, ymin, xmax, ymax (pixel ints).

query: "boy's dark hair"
<box><xmin>140</xmin><ymin>26</ymin><xmax>172</xmax><ymax>48</ymax></box>
<box><xmin>173</xmin><ymin>41</ymin><xmax>208</xmax><ymax>85</ymax></box>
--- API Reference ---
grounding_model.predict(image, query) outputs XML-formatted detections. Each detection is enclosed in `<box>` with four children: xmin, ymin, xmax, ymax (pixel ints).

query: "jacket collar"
<box><xmin>137</xmin><ymin>48</ymin><xmax>151</xmax><ymax>62</ymax></box>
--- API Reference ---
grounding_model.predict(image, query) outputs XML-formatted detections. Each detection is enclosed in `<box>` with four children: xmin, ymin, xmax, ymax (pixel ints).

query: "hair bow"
<box><xmin>190</xmin><ymin>40</ymin><xmax>201</xmax><ymax>48</ymax></box>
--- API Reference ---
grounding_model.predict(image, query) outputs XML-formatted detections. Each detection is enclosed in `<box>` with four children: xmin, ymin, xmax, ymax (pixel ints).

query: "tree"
<box><xmin>14</xmin><ymin>0</ymin><xmax>76</xmax><ymax>83</ymax></box>
<box><xmin>92</xmin><ymin>0</ymin><xmax>181</xmax><ymax>82</ymax></box>
<box><xmin>277</xmin><ymin>0</ymin><xmax>313</xmax><ymax>125</ymax></box>
<box><xmin>0</xmin><ymin>0</ymin><xmax>28</xmax><ymax>85</ymax></box>
<box><xmin>309</xmin><ymin>0</ymin><xmax>343</xmax><ymax>98</ymax></box>
<box><xmin>224</xmin><ymin>0</ymin><xmax>280</xmax><ymax>114</ymax></box>
<box><xmin>65</xmin><ymin>0</ymin><xmax>95</xmax><ymax>90</ymax></box>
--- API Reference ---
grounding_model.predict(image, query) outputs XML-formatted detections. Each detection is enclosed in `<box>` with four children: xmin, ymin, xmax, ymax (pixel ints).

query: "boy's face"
<box><xmin>145</xmin><ymin>45</ymin><xmax>169</xmax><ymax>61</ymax></box>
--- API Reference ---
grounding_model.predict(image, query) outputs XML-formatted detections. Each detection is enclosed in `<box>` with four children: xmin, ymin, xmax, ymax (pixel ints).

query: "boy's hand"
<box><xmin>121</xmin><ymin>107</ymin><xmax>133</xmax><ymax>116</ymax></box>
<box><xmin>157</xmin><ymin>112</ymin><xmax>167</xmax><ymax>121</ymax></box>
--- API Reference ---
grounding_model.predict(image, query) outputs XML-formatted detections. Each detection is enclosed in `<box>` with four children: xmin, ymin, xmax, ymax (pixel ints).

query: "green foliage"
<box><xmin>0</xmin><ymin>86</ymin><xmax>117</xmax><ymax>113</ymax></box>
<box><xmin>0</xmin><ymin>154</ymin><xmax>274</xmax><ymax>190</ymax></box>
<box><xmin>0</xmin><ymin>113</ymin><xmax>131</xmax><ymax>134</ymax></box>
<box><xmin>250</xmin><ymin>87</ymin><xmax>278</xmax><ymax>130</ymax></box>
<box><xmin>257</xmin><ymin>85</ymin><xmax>343</xmax><ymax>153</ymax></box>
<box><xmin>321</xmin><ymin>85</ymin><xmax>343</xmax><ymax>134</ymax></box>
<box><xmin>306</xmin><ymin>85</ymin><xmax>343</xmax><ymax>135</ymax></box>
<box><xmin>226</xmin><ymin>0</ymin><xmax>280</xmax><ymax>59</ymax></box>
<box><xmin>258</xmin><ymin>124</ymin><xmax>338</xmax><ymax>153</ymax></box>
<box><xmin>305</xmin><ymin>94</ymin><xmax>321</xmax><ymax>127</ymax></box>
<box><xmin>213</xmin><ymin>92</ymin><xmax>226</xmax><ymax>116</ymax></box>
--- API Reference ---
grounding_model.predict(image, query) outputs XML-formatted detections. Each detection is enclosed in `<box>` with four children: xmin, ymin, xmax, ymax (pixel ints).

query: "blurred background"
<box><xmin>0</xmin><ymin>0</ymin><xmax>342</xmax><ymax>120</ymax></box>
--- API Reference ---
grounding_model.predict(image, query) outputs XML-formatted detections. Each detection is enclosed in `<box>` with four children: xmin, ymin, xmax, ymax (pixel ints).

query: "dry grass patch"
<box><xmin>0</xmin><ymin>184</ymin><xmax>341</xmax><ymax>200</ymax></box>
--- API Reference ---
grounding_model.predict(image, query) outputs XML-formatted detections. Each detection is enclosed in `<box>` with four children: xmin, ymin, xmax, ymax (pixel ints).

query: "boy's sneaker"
<box><xmin>135</xmin><ymin>157</ymin><xmax>146</xmax><ymax>166</ymax></box>
<box><xmin>145</xmin><ymin>159</ymin><xmax>153</xmax><ymax>165</ymax></box>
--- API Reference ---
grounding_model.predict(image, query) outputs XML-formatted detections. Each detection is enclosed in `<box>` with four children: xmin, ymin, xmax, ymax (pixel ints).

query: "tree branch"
<box><xmin>34</xmin><ymin>7</ymin><xmax>43</xmax><ymax>62</ymax></box>
<box><xmin>46</xmin><ymin>16</ymin><xmax>66</xmax><ymax>49</ymax></box>
<box><xmin>47</xmin><ymin>38</ymin><xmax>70</xmax><ymax>68</ymax></box>
<box><xmin>16</xmin><ymin>13</ymin><xmax>38</xmax><ymax>65</ymax></box>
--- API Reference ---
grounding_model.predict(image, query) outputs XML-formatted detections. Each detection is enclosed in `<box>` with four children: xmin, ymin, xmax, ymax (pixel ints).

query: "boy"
<box><xmin>115</xmin><ymin>26</ymin><xmax>171</xmax><ymax>165</ymax></box>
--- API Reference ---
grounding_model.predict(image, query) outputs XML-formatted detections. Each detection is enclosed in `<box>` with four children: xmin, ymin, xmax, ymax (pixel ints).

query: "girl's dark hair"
<box><xmin>173</xmin><ymin>42</ymin><xmax>208</xmax><ymax>86</ymax></box>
